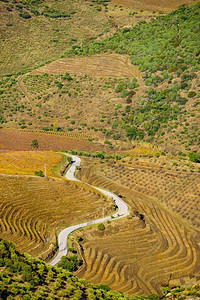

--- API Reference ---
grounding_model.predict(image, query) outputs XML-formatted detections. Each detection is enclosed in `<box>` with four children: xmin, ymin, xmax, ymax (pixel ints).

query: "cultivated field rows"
<box><xmin>31</xmin><ymin>54</ymin><xmax>142</xmax><ymax>79</ymax></box>
<box><xmin>0</xmin><ymin>174</ymin><xmax>112</xmax><ymax>260</ymax></box>
<box><xmin>0</xmin><ymin>129</ymin><xmax>102</xmax><ymax>152</ymax></box>
<box><xmin>0</xmin><ymin>151</ymin><xmax>62</xmax><ymax>176</ymax></box>
<box><xmin>74</xmin><ymin>158</ymin><xmax>200</xmax><ymax>295</ymax></box>
<box><xmin>98</xmin><ymin>162</ymin><xmax>200</xmax><ymax>228</ymax></box>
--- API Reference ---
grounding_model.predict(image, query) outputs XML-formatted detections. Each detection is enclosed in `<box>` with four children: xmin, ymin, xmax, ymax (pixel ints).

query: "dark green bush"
<box><xmin>189</xmin><ymin>152</ymin><xmax>200</xmax><ymax>163</ymax></box>
<box><xmin>19</xmin><ymin>11</ymin><xmax>31</xmax><ymax>19</ymax></box>
<box><xmin>34</xmin><ymin>170</ymin><xmax>44</xmax><ymax>177</ymax></box>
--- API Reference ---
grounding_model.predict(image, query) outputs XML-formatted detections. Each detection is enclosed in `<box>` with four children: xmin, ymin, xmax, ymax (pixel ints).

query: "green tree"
<box><xmin>31</xmin><ymin>139</ymin><xmax>39</xmax><ymax>149</ymax></box>
<box><xmin>98</xmin><ymin>223</ymin><xmax>105</xmax><ymax>231</ymax></box>
<box><xmin>35</xmin><ymin>170</ymin><xmax>44</xmax><ymax>177</ymax></box>
<box><xmin>126</xmin><ymin>126</ymin><xmax>137</xmax><ymax>140</ymax></box>
<box><xmin>189</xmin><ymin>152</ymin><xmax>200</xmax><ymax>163</ymax></box>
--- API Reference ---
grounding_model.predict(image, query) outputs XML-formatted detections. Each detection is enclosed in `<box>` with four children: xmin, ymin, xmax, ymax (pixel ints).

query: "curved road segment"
<box><xmin>50</xmin><ymin>154</ymin><xmax>129</xmax><ymax>266</ymax></box>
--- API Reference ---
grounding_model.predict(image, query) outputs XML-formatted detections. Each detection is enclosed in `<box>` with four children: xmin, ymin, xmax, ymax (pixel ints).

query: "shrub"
<box><xmin>19</xmin><ymin>11</ymin><xmax>31</xmax><ymax>19</ymax></box>
<box><xmin>98</xmin><ymin>223</ymin><xmax>105</xmax><ymax>231</ymax></box>
<box><xmin>34</xmin><ymin>170</ymin><xmax>44</xmax><ymax>177</ymax></box>
<box><xmin>31</xmin><ymin>139</ymin><xmax>39</xmax><ymax>149</ymax></box>
<box><xmin>188</xmin><ymin>91</ymin><xmax>196</xmax><ymax>98</ymax></box>
<box><xmin>189</xmin><ymin>152</ymin><xmax>200</xmax><ymax>163</ymax></box>
<box><xmin>121</xmin><ymin>89</ymin><xmax>129</xmax><ymax>98</ymax></box>
<box><xmin>58</xmin><ymin>255</ymin><xmax>82</xmax><ymax>271</ymax></box>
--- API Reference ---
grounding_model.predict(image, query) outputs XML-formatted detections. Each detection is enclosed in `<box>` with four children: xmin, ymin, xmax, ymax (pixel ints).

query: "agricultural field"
<box><xmin>0</xmin><ymin>239</ymin><xmax>162</xmax><ymax>300</ymax></box>
<box><xmin>0</xmin><ymin>129</ymin><xmax>104</xmax><ymax>152</ymax></box>
<box><xmin>0</xmin><ymin>174</ymin><xmax>112</xmax><ymax>260</ymax></box>
<box><xmin>31</xmin><ymin>54</ymin><xmax>141</xmax><ymax>78</ymax></box>
<box><xmin>69</xmin><ymin>157</ymin><xmax>200</xmax><ymax>295</ymax></box>
<box><xmin>0</xmin><ymin>151</ymin><xmax>63</xmax><ymax>176</ymax></box>
<box><xmin>0</xmin><ymin>0</ymin><xmax>200</xmax><ymax>299</ymax></box>
<box><xmin>0</xmin><ymin>54</ymin><xmax>143</xmax><ymax>135</ymax></box>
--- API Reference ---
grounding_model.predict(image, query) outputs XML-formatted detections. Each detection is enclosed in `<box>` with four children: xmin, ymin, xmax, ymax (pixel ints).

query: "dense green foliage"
<box><xmin>0</xmin><ymin>238</ymin><xmax>161</xmax><ymax>299</ymax></box>
<box><xmin>34</xmin><ymin>170</ymin><xmax>44</xmax><ymax>177</ymax></box>
<box><xmin>58</xmin><ymin>255</ymin><xmax>83</xmax><ymax>272</ymax></box>
<box><xmin>189</xmin><ymin>152</ymin><xmax>200</xmax><ymax>163</ymax></box>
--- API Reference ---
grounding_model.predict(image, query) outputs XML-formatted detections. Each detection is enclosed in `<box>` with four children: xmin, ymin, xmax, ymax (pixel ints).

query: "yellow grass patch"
<box><xmin>0</xmin><ymin>151</ymin><xmax>63</xmax><ymax>177</ymax></box>
<box><xmin>122</xmin><ymin>145</ymin><xmax>161</xmax><ymax>157</ymax></box>
<box><xmin>0</xmin><ymin>175</ymin><xmax>110</xmax><ymax>259</ymax></box>
<box><xmin>31</xmin><ymin>53</ymin><xmax>142</xmax><ymax>79</ymax></box>
<box><xmin>110</xmin><ymin>0</ymin><xmax>199</xmax><ymax>12</ymax></box>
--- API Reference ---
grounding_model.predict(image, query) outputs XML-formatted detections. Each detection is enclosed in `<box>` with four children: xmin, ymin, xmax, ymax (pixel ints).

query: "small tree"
<box><xmin>31</xmin><ymin>139</ymin><xmax>39</xmax><ymax>149</ymax></box>
<box><xmin>35</xmin><ymin>170</ymin><xmax>44</xmax><ymax>177</ymax></box>
<box><xmin>98</xmin><ymin>223</ymin><xmax>105</xmax><ymax>231</ymax></box>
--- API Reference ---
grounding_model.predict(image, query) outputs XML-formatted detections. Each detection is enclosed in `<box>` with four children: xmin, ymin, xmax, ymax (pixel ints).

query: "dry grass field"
<box><xmin>0</xmin><ymin>151</ymin><xmax>63</xmax><ymax>176</ymax></box>
<box><xmin>31</xmin><ymin>54</ymin><xmax>142</xmax><ymax>78</ymax></box>
<box><xmin>0</xmin><ymin>174</ymin><xmax>112</xmax><ymax>260</ymax></box>
<box><xmin>0</xmin><ymin>0</ymin><xmax>113</xmax><ymax>75</ymax></box>
<box><xmin>71</xmin><ymin>157</ymin><xmax>200</xmax><ymax>295</ymax></box>
<box><xmin>110</xmin><ymin>0</ymin><xmax>199</xmax><ymax>12</ymax></box>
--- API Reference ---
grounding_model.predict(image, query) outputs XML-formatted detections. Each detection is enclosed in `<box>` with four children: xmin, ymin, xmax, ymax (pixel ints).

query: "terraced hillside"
<box><xmin>72</xmin><ymin>158</ymin><xmax>200</xmax><ymax>295</ymax></box>
<box><xmin>0</xmin><ymin>150</ymin><xmax>62</xmax><ymax>176</ymax></box>
<box><xmin>0</xmin><ymin>174</ymin><xmax>112</xmax><ymax>260</ymax></box>
<box><xmin>0</xmin><ymin>239</ymin><xmax>162</xmax><ymax>300</ymax></box>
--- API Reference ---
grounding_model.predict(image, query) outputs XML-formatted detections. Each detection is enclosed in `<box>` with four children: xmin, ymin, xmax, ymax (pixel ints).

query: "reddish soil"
<box><xmin>0</xmin><ymin>129</ymin><xmax>103</xmax><ymax>152</ymax></box>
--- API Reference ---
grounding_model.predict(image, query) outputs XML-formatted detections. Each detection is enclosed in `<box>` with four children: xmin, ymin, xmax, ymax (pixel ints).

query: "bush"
<box><xmin>34</xmin><ymin>170</ymin><xmax>44</xmax><ymax>177</ymax></box>
<box><xmin>19</xmin><ymin>11</ymin><xmax>31</xmax><ymax>19</ymax></box>
<box><xmin>189</xmin><ymin>152</ymin><xmax>200</xmax><ymax>163</ymax></box>
<box><xmin>58</xmin><ymin>255</ymin><xmax>82</xmax><ymax>271</ymax></box>
<box><xmin>188</xmin><ymin>91</ymin><xmax>196</xmax><ymax>98</ymax></box>
<box><xmin>121</xmin><ymin>89</ymin><xmax>129</xmax><ymax>98</ymax></box>
<box><xmin>98</xmin><ymin>223</ymin><xmax>105</xmax><ymax>231</ymax></box>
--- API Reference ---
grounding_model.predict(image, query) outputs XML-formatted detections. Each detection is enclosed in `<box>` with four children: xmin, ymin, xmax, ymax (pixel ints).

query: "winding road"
<box><xmin>49</xmin><ymin>154</ymin><xmax>129</xmax><ymax>266</ymax></box>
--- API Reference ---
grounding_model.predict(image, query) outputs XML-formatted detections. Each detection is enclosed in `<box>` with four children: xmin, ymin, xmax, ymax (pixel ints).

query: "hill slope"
<box><xmin>0</xmin><ymin>238</ymin><xmax>161</xmax><ymax>300</ymax></box>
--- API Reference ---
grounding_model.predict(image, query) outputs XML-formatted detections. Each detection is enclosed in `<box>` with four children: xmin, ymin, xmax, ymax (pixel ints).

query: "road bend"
<box><xmin>49</xmin><ymin>154</ymin><xmax>129</xmax><ymax>266</ymax></box>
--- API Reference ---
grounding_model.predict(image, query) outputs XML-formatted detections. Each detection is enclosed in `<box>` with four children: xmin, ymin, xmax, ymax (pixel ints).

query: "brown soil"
<box><xmin>0</xmin><ymin>129</ymin><xmax>104</xmax><ymax>152</ymax></box>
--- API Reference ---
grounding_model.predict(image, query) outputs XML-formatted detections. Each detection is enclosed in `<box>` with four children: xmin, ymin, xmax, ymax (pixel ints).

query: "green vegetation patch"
<box><xmin>0</xmin><ymin>238</ymin><xmax>160</xmax><ymax>299</ymax></box>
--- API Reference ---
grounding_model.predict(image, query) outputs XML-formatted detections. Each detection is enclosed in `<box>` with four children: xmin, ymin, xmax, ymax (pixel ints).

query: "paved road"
<box><xmin>49</xmin><ymin>154</ymin><xmax>129</xmax><ymax>266</ymax></box>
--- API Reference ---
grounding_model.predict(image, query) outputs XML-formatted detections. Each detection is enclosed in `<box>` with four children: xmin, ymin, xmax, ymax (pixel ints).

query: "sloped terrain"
<box><xmin>72</xmin><ymin>158</ymin><xmax>200</xmax><ymax>295</ymax></box>
<box><xmin>31</xmin><ymin>54</ymin><xmax>142</xmax><ymax>78</ymax></box>
<box><xmin>0</xmin><ymin>238</ymin><xmax>161</xmax><ymax>300</ymax></box>
<box><xmin>0</xmin><ymin>173</ymin><xmax>111</xmax><ymax>260</ymax></box>
<box><xmin>0</xmin><ymin>150</ymin><xmax>62</xmax><ymax>176</ymax></box>
<box><xmin>0</xmin><ymin>129</ymin><xmax>103</xmax><ymax>152</ymax></box>
<box><xmin>0</xmin><ymin>0</ymin><xmax>113</xmax><ymax>75</ymax></box>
